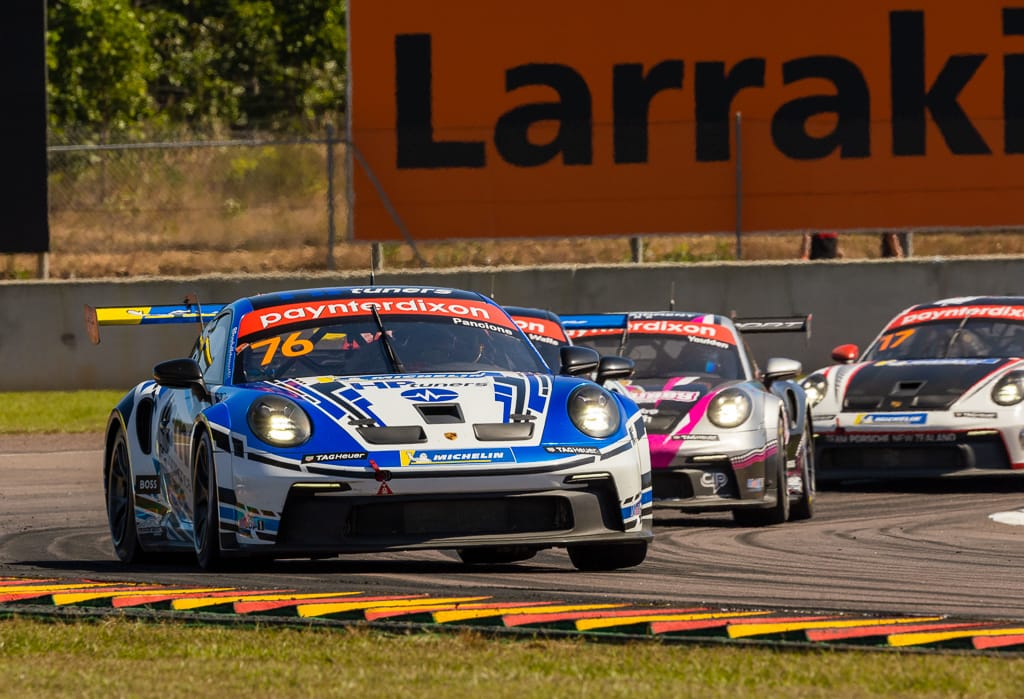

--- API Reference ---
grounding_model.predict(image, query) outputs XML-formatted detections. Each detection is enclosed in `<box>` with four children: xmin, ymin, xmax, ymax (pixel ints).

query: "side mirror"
<box><xmin>763</xmin><ymin>357</ymin><xmax>802</xmax><ymax>384</ymax></box>
<box><xmin>154</xmin><ymin>358</ymin><xmax>209</xmax><ymax>398</ymax></box>
<box><xmin>596</xmin><ymin>355</ymin><xmax>635</xmax><ymax>384</ymax></box>
<box><xmin>559</xmin><ymin>345</ymin><xmax>601</xmax><ymax>377</ymax></box>
<box><xmin>831</xmin><ymin>344</ymin><xmax>859</xmax><ymax>363</ymax></box>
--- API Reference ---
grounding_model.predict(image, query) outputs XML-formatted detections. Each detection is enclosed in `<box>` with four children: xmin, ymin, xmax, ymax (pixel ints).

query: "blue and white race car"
<box><xmin>563</xmin><ymin>311</ymin><xmax>814</xmax><ymax>525</ymax></box>
<box><xmin>86</xmin><ymin>286</ymin><xmax>653</xmax><ymax>570</ymax></box>
<box><xmin>802</xmin><ymin>296</ymin><xmax>1024</xmax><ymax>483</ymax></box>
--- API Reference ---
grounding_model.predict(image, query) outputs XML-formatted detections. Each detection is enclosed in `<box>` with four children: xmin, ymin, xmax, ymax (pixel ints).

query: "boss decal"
<box><xmin>135</xmin><ymin>475</ymin><xmax>160</xmax><ymax>495</ymax></box>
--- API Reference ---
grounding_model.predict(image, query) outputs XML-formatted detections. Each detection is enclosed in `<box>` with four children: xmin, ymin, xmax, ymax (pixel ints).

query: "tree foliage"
<box><xmin>47</xmin><ymin>0</ymin><xmax>347</xmax><ymax>136</ymax></box>
<box><xmin>47</xmin><ymin>0</ymin><xmax>158</xmax><ymax>133</ymax></box>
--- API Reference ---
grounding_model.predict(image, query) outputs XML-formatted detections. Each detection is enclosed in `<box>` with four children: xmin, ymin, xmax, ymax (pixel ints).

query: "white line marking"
<box><xmin>989</xmin><ymin>510</ymin><xmax>1024</xmax><ymax>526</ymax></box>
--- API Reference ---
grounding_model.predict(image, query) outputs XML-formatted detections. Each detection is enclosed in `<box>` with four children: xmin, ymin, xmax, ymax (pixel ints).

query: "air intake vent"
<box><xmin>357</xmin><ymin>426</ymin><xmax>427</xmax><ymax>444</ymax></box>
<box><xmin>415</xmin><ymin>403</ymin><xmax>464</xmax><ymax>424</ymax></box>
<box><xmin>892</xmin><ymin>380</ymin><xmax>925</xmax><ymax>395</ymax></box>
<box><xmin>474</xmin><ymin>422</ymin><xmax>534</xmax><ymax>441</ymax></box>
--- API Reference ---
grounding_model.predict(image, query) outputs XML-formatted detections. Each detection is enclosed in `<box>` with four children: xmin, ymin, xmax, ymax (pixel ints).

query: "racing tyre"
<box><xmin>456</xmin><ymin>546</ymin><xmax>539</xmax><ymax>565</ymax></box>
<box><xmin>193</xmin><ymin>429</ymin><xmax>223</xmax><ymax>570</ymax></box>
<box><xmin>106</xmin><ymin>428</ymin><xmax>150</xmax><ymax>563</ymax></box>
<box><xmin>788</xmin><ymin>416</ymin><xmax>816</xmax><ymax>521</ymax></box>
<box><xmin>567</xmin><ymin>541</ymin><xmax>647</xmax><ymax>571</ymax></box>
<box><xmin>733</xmin><ymin>418</ymin><xmax>790</xmax><ymax>527</ymax></box>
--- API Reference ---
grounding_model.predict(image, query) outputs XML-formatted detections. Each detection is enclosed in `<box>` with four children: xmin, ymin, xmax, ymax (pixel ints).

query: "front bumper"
<box><xmin>219</xmin><ymin>444</ymin><xmax>653</xmax><ymax>556</ymax></box>
<box><xmin>648</xmin><ymin>429</ymin><xmax>776</xmax><ymax>510</ymax></box>
<box><xmin>813</xmin><ymin>419</ymin><xmax>1024</xmax><ymax>481</ymax></box>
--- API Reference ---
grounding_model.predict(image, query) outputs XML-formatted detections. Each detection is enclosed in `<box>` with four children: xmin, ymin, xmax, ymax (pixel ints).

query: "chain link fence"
<box><xmin>46</xmin><ymin>126</ymin><xmax>348</xmax><ymax>275</ymax></box>
<box><xmin>29</xmin><ymin>125</ymin><xmax>1024</xmax><ymax>280</ymax></box>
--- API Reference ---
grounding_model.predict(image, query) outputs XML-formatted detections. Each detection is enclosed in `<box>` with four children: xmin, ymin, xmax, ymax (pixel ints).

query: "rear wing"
<box><xmin>84</xmin><ymin>294</ymin><xmax>224</xmax><ymax>344</ymax></box>
<box><xmin>732</xmin><ymin>314</ymin><xmax>812</xmax><ymax>342</ymax></box>
<box><xmin>561</xmin><ymin>312</ymin><xmax>811</xmax><ymax>342</ymax></box>
<box><xmin>559</xmin><ymin>313</ymin><xmax>629</xmax><ymax>333</ymax></box>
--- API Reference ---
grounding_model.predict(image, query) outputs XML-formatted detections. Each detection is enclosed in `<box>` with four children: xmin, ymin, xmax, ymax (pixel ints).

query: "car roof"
<box><xmin>503</xmin><ymin>306</ymin><xmax>565</xmax><ymax>323</ymax></box>
<box><xmin>907</xmin><ymin>296</ymin><xmax>1024</xmax><ymax>309</ymax></box>
<box><xmin>242</xmin><ymin>285</ymin><xmax>490</xmax><ymax>310</ymax></box>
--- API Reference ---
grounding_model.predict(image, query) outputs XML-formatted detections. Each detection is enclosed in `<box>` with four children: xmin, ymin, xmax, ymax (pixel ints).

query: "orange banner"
<box><xmin>348</xmin><ymin>1</ymin><xmax>1024</xmax><ymax>241</ymax></box>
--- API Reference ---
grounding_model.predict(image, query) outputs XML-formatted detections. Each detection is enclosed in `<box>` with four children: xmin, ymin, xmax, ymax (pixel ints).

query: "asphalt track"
<box><xmin>2</xmin><ymin>433</ymin><xmax>1024</xmax><ymax>651</ymax></box>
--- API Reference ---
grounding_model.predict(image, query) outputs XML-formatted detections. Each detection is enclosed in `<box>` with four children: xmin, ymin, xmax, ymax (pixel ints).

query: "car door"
<box><xmin>152</xmin><ymin>311</ymin><xmax>231</xmax><ymax>529</ymax></box>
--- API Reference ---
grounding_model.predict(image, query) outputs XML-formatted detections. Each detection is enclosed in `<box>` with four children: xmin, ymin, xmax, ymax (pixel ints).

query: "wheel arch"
<box><xmin>103</xmin><ymin>410</ymin><xmax>129</xmax><ymax>488</ymax></box>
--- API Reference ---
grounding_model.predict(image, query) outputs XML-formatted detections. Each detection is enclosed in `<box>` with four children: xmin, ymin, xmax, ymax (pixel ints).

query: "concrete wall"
<box><xmin>2</xmin><ymin>256</ymin><xmax>1021</xmax><ymax>391</ymax></box>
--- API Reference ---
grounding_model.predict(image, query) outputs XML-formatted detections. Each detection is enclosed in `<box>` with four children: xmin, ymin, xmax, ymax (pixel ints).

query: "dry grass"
<box><xmin>15</xmin><ymin>139</ymin><xmax>1024</xmax><ymax>279</ymax></box>
<box><xmin>7</xmin><ymin>231</ymin><xmax>1024</xmax><ymax>280</ymax></box>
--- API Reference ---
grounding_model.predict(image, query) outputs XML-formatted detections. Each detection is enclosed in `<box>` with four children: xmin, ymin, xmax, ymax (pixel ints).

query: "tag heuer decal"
<box><xmin>302</xmin><ymin>452</ymin><xmax>368</xmax><ymax>463</ymax></box>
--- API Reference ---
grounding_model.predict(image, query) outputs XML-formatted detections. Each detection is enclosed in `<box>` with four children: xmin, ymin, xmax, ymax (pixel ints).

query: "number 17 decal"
<box><xmin>878</xmin><ymin>329</ymin><xmax>914</xmax><ymax>351</ymax></box>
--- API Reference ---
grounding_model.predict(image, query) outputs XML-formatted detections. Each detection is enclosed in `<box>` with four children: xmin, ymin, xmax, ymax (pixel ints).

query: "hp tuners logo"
<box><xmin>400</xmin><ymin>388</ymin><xmax>459</xmax><ymax>402</ymax></box>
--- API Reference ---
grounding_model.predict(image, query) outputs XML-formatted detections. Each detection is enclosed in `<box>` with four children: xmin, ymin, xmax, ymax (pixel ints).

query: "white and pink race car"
<box><xmin>563</xmin><ymin>311</ymin><xmax>814</xmax><ymax>525</ymax></box>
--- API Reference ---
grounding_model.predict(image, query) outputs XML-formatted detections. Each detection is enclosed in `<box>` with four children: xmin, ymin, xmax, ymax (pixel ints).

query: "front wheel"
<box><xmin>733</xmin><ymin>417</ymin><xmax>790</xmax><ymax>527</ymax></box>
<box><xmin>106</xmin><ymin>428</ymin><xmax>149</xmax><ymax>563</ymax></box>
<box><xmin>567</xmin><ymin>541</ymin><xmax>647</xmax><ymax>571</ymax></box>
<box><xmin>788</xmin><ymin>416</ymin><xmax>816</xmax><ymax>521</ymax></box>
<box><xmin>192</xmin><ymin>429</ymin><xmax>222</xmax><ymax>570</ymax></box>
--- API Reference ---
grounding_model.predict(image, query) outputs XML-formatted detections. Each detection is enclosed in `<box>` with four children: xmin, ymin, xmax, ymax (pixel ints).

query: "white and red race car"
<box><xmin>802</xmin><ymin>296</ymin><xmax>1024</xmax><ymax>483</ymax></box>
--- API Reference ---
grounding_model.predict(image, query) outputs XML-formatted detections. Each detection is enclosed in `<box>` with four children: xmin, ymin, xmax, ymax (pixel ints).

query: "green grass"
<box><xmin>0</xmin><ymin>390</ymin><xmax>124</xmax><ymax>433</ymax></box>
<box><xmin>1</xmin><ymin>617</ymin><xmax>1022</xmax><ymax>698</ymax></box>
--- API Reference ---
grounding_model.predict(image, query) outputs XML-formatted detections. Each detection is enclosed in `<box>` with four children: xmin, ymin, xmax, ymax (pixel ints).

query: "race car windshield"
<box><xmin>620</xmin><ymin>335</ymin><xmax>743</xmax><ymax>380</ymax></box>
<box><xmin>862</xmin><ymin>318</ymin><xmax>1024</xmax><ymax>361</ymax></box>
<box><xmin>234</xmin><ymin>317</ymin><xmax>548</xmax><ymax>382</ymax></box>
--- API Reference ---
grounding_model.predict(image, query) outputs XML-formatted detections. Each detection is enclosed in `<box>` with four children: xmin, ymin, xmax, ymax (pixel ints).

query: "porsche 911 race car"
<box><xmin>85</xmin><ymin>286</ymin><xmax>653</xmax><ymax>570</ymax></box>
<box><xmin>562</xmin><ymin>311</ymin><xmax>814</xmax><ymax>525</ymax></box>
<box><xmin>801</xmin><ymin>296</ymin><xmax>1024</xmax><ymax>483</ymax></box>
<box><xmin>505</xmin><ymin>306</ymin><xmax>573</xmax><ymax>371</ymax></box>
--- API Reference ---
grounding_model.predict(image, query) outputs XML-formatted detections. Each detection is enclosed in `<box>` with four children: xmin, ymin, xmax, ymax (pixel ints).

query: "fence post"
<box><xmin>325</xmin><ymin>123</ymin><xmax>337</xmax><ymax>270</ymax></box>
<box><xmin>630</xmin><ymin>236</ymin><xmax>644</xmax><ymax>263</ymax></box>
<box><xmin>347</xmin><ymin>141</ymin><xmax>428</xmax><ymax>267</ymax></box>
<box><xmin>899</xmin><ymin>231</ymin><xmax>914</xmax><ymax>257</ymax></box>
<box><xmin>734</xmin><ymin>111</ymin><xmax>743</xmax><ymax>260</ymax></box>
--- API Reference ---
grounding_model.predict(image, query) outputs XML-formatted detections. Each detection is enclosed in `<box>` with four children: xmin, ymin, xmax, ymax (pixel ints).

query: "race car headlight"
<box><xmin>568</xmin><ymin>385</ymin><xmax>620</xmax><ymax>438</ymax></box>
<box><xmin>247</xmin><ymin>395</ymin><xmax>312</xmax><ymax>447</ymax></box>
<box><xmin>707</xmin><ymin>388</ymin><xmax>752</xmax><ymax>428</ymax></box>
<box><xmin>800</xmin><ymin>373</ymin><xmax>828</xmax><ymax>408</ymax></box>
<box><xmin>992</xmin><ymin>371</ymin><xmax>1024</xmax><ymax>406</ymax></box>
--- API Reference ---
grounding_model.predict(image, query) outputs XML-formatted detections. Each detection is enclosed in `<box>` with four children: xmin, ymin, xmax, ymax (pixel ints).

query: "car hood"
<box><xmin>838</xmin><ymin>358</ymin><xmax>1013</xmax><ymax>411</ymax></box>
<box><xmin>620</xmin><ymin>376</ymin><xmax>735</xmax><ymax>434</ymax></box>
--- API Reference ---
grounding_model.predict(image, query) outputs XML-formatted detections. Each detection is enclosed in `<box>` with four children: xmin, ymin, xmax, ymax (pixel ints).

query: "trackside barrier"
<box><xmin>2</xmin><ymin>256</ymin><xmax>1023</xmax><ymax>391</ymax></box>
